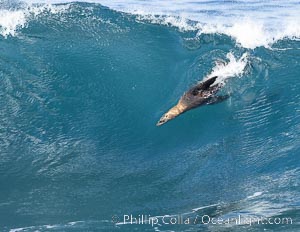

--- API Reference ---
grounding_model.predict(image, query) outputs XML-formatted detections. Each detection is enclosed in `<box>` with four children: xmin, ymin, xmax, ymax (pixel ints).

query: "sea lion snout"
<box><xmin>156</xmin><ymin>117</ymin><xmax>167</xmax><ymax>126</ymax></box>
<box><xmin>156</xmin><ymin>104</ymin><xmax>184</xmax><ymax>126</ymax></box>
<box><xmin>156</xmin><ymin>113</ymin><xmax>173</xmax><ymax>126</ymax></box>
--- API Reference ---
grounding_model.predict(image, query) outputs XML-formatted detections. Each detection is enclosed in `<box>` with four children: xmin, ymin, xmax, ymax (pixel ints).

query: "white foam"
<box><xmin>192</xmin><ymin>203</ymin><xmax>219</xmax><ymax>212</ymax></box>
<box><xmin>199</xmin><ymin>19</ymin><xmax>300</xmax><ymax>49</ymax></box>
<box><xmin>2</xmin><ymin>0</ymin><xmax>300</xmax><ymax>48</ymax></box>
<box><xmin>134</xmin><ymin>13</ymin><xmax>300</xmax><ymax>49</ymax></box>
<box><xmin>0</xmin><ymin>4</ymin><xmax>70</xmax><ymax>38</ymax></box>
<box><xmin>10</xmin><ymin>229</ymin><xmax>25</xmax><ymax>232</ymax></box>
<box><xmin>247</xmin><ymin>191</ymin><xmax>263</xmax><ymax>199</ymax></box>
<box><xmin>9</xmin><ymin>220</ymin><xmax>88</xmax><ymax>232</ymax></box>
<box><xmin>0</xmin><ymin>10</ymin><xmax>26</xmax><ymax>37</ymax></box>
<box><xmin>206</xmin><ymin>52</ymin><xmax>249</xmax><ymax>86</ymax></box>
<box><xmin>135</xmin><ymin>14</ymin><xmax>199</xmax><ymax>32</ymax></box>
<box><xmin>90</xmin><ymin>0</ymin><xmax>300</xmax><ymax>49</ymax></box>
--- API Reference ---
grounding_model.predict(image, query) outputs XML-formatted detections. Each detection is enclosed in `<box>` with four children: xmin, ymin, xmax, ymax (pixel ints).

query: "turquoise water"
<box><xmin>0</xmin><ymin>1</ymin><xmax>300</xmax><ymax>231</ymax></box>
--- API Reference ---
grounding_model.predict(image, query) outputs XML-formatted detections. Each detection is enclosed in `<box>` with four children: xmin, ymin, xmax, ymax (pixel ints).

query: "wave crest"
<box><xmin>0</xmin><ymin>3</ymin><xmax>69</xmax><ymax>37</ymax></box>
<box><xmin>1</xmin><ymin>1</ymin><xmax>299</xmax><ymax>49</ymax></box>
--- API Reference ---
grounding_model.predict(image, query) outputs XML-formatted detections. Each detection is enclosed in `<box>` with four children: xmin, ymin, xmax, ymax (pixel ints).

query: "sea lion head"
<box><xmin>156</xmin><ymin>101</ymin><xmax>187</xmax><ymax>126</ymax></box>
<box><xmin>156</xmin><ymin>109</ymin><xmax>177</xmax><ymax>126</ymax></box>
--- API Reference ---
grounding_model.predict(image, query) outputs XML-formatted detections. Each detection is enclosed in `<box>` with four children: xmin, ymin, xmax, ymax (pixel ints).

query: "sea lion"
<box><xmin>156</xmin><ymin>76</ymin><xmax>229</xmax><ymax>126</ymax></box>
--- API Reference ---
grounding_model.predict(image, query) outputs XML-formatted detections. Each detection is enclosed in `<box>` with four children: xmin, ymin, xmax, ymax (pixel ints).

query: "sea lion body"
<box><xmin>156</xmin><ymin>76</ymin><xmax>228</xmax><ymax>126</ymax></box>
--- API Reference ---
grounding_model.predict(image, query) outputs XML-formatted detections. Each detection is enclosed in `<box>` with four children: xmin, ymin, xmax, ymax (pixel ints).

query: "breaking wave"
<box><xmin>0</xmin><ymin>1</ymin><xmax>299</xmax><ymax>232</ymax></box>
<box><xmin>1</xmin><ymin>0</ymin><xmax>300</xmax><ymax>48</ymax></box>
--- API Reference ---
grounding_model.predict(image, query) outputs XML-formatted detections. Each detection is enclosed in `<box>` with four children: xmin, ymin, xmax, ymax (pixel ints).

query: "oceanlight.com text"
<box><xmin>112</xmin><ymin>214</ymin><xmax>293</xmax><ymax>227</ymax></box>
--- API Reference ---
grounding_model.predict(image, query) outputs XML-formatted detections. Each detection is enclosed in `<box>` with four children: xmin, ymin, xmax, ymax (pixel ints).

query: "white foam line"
<box><xmin>192</xmin><ymin>203</ymin><xmax>220</xmax><ymax>212</ymax></box>
<box><xmin>9</xmin><ymin>220</ymin><xmax>103</xmax><ymax>232</ymax></box>
<box><xmin>247</xmin><ymin>191</ymin><xmax>263</xmax><ymax>199</ymax></box>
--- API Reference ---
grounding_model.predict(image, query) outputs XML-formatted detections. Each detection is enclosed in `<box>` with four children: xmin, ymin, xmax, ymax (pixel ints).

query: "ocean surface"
<box><xmin>0</xmin><ymin>0</ymin><xmax>300</xmax><ymax>231</ymax></box>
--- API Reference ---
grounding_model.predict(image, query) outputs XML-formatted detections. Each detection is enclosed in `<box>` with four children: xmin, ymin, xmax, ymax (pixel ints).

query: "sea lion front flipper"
<box><xmin>201</xmin><ymin>76</ymin><xmax>218</xmax><ymax>90</ymax></box>
<box><xmin>190</xmin><ymin>76</ymin><xmax>219</xmax><ymax>96</ymax></box>
<box><xmin>206</xmin><ymin>95</ymin><xmax>229</xmax><ymax>105</ymax></box>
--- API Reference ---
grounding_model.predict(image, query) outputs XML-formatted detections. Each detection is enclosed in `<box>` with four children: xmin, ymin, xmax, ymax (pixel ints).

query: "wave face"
<box><xmin>0</xmin><ymin>1</ymin><xmax>300</xmax><ymax>231</ymax></box>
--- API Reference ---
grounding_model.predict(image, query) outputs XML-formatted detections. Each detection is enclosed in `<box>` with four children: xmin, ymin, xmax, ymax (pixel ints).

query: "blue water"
<box><xmin>0</xmin><ymin>1</ymin><xmax>300</xmax><ymax>231</ymax></box>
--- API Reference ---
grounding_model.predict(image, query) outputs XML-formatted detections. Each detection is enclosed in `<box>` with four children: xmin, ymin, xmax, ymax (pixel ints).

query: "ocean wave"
<box><xmin>0</xmin><ymin>1</ymin><xmax>299</xmax><ymax>48</ymax></box>
<box><xmin>0</xmin><ymin>1</ymin><xmax>299</xmax><ymax>231</ymax></box>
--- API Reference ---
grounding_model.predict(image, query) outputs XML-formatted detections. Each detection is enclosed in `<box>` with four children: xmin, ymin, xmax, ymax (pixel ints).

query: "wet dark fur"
<box><xmin>180</xmin><ymin>76</ymin><xmax>228</xmax><ymax>110</ymax></box>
